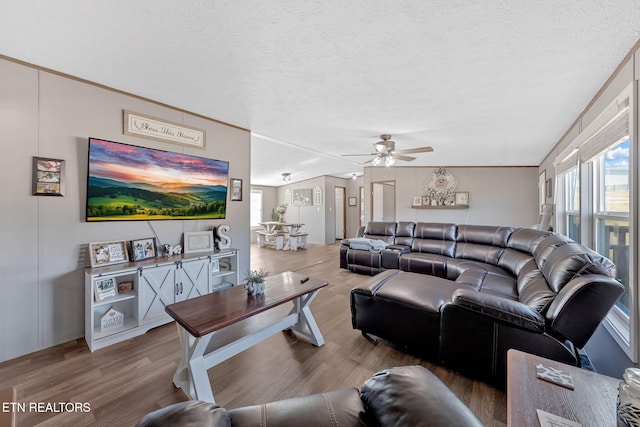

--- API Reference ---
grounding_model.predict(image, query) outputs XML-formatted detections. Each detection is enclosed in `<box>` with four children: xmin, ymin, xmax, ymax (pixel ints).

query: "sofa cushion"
<box><xmin>498</xmin><ymin>248</ymin><xmax>535</xmax><ymax>277</ymax></box>
<box><xmin>360</xmin><ymin>366</ymin><xmax>483</xmax><ymax>427</ymax></box>
<box><xmin>399</xmin><ymin>253</ymin><xmax>448</xmax><ymax>277</ymax></box>
<box><xmin>411</xmin><ymin>222</ymin><xmax>457</xmax><ymax>257</ymax></box>
<box><xmin>395</xmin><ymin>221</ymin><xmax>416</xmax><ymax>247</ymax></box>
<box><xmin>228</xmin><ymin>388</ymin><xmax>367</xmax><ymax>427</ymax></box>
<box><xmin>517</xmin><ymin>268</ymin><xmax>556</xmax><ymax>312</ymax></box>
<box><xmin>374</xmin><ymin>271</ymin><xmax>469</xmax><ymax>314</ymax></box>
<box><xmin>363</xmin><ymin>222</ymin><xmax>397</xmax><ymax>244</ymax></box>
<box><xmin>446</xmin><ymin>258</ymin><xmax>512</xmax><ymax>280</ymax></box>
<box><xmin>455</xmin><ymin>269</ymin><xmax>518</xmax><ymax>298</ymax></box>
<box><xmin>457</xmin><ymin>224</ymin><xmax>514</xmax><ymax>246</ymax></box>
<box><xmin>533</xmin><ymin>234</ymin><xmax>572</xmax><ymax>269</ymax></box>
<box><xmin>541</xmin><ymin>243</ymin><xmax>617</xmax><ymax>292</ymax></box>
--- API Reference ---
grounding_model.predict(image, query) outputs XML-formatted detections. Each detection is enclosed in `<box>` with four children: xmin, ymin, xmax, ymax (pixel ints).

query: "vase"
<box><xmin>245</xmin><ymin>280</ymin><xmax>265</xmax><ymax>296</ymax></box>
<box><xmin>617</xmin><ymin>368</ymin><xmax>640</xmax><ymax>427</ymax></box>
<box><xmin>279</xmin><ymin>214</ymin><xmax>285</xmax><ymax>223</ymax></box>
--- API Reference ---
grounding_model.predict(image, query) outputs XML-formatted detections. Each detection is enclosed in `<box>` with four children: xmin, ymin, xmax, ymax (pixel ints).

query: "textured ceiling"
<box><xmin>1</xmin><ymin>1</ymin><xmax>639</xmax><ymax>186</ymax></box>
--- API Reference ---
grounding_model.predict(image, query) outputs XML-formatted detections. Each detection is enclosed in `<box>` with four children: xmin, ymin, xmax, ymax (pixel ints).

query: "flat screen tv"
<box><xmin>86</xmin><ymin>137</ymin><xmax>229</xmax><ymax>221</ymax></box>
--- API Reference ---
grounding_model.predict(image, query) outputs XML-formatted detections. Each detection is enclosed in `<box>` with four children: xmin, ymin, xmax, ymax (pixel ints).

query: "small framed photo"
<box><xmin>89</xmin><ymin>241</ymin><xmax>129</xmax><ymax>268</ymax></box>
<box><xmin>230</xmin><ymin>178</ymin><xmax>243</xmax><ymax>201</ymax></box>
<box><xmin>211</xmin><ymin>258</ymin><xmax>220</xmax><ymax>273</ymax></box>
<box><xmin>455</xmin><ymin>192</ymin><xmax>469</xmax><ymax>205</ymax></box>
<box><xmin>130</xmin><ymin>237</ymin><xmax>157</xmax><ymax>261</ymax></box>
<box><xmin>32</xmin><ymin>157</ymin><xmax>65</xmax><ymax>196</ymax></box>
<box><xmin>94</xmin><ymin>277</ymin><xmax>118</xmax><ymax>302</ymax></box>
<box><xmin>412</xmin><ymin>196</ymin><xmax>422</xmax><ymax>206</ymax></box>
<box><xmin>117</xmin><ymin>281</ymin><xmax>133</xmax><ymax>293</ymax></box>
<box><xmin>348</xmin><ymin>196</ymin><xmax>357</xmax><ymax>206</ymax></box>
<box><xmin>422</xmin><ymin>195</ymin><xmax>430</xmax><ymax>205</ymax></box>
<box><xmin>183</xmin><ymin>231</ymin><xmax>214</xmax><ymax>254</ymax></box>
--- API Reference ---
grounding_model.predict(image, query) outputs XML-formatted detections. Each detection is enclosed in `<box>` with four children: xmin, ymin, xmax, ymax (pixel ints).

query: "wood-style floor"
<box><xmin>0</xmin><ymin>242</ymin><xmax>506</xmax><ymax>426</ymax></box>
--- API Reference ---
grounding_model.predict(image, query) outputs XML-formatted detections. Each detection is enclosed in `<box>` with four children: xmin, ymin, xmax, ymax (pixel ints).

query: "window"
<box><xmin>250</xmin><ymin>190</ymin><xmax>263</xmax><ymax>227</ymax></box>
<box><xmin>553</xmin><ymin>84</ymin><xmax>635</xmax><ymax>361</ymax></box>
<box><xmin>564</xmin><ymin>167</ymin><xmax>580</xmax><ymax>242</ymax></box>
<box><xmin>593</xmin><ymin>138</ymin><xmax>630</xmax><ymax>314</ymax></box>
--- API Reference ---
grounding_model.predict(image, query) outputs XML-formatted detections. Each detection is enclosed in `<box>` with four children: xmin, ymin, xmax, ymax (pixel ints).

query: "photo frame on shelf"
<box><xmin>348</xmin><ymin>197</ymin><xmax>357</xmax><ymax>206</ymax></box>
<box><xmin>94</xmin><ymin>277</ymin><xmax>118</xmax><ymax>302</ymax></box>
<box><xmin>230</xmin><ymin>178</ymin><xmax>242</xmax><ymax>201</ymax></box>
<box><xmin>412</xmin><ymin>196</ymin><xmax>422</xmax><ymax>206</ymax></box>
<box><xmin>89</xmin><ymin>241</ymin><xmax>129</xmax><ymax>268</ymax></box>
<box><xmin>455</xmin><ymin>192</ymin><xmax>469</xmax><ymax>206</ymax></box>
<box><xmin>117</xmin><ymin>281</ymin><xmax>133</xmax><ymax>293</ymax></box>
<box><xmin>130</xmin><ymin>237</ymin><xmax>157</xmax><ymax>262</ymax></box>
<box><xmin>183</xmin><ymin>231</ymin><xmax>214</xmax><ymax>254</ymax></box>
<box><xmin>211</xmin><ymin>258</ymin><xmax>220</xmax><ymax>273</ymax></box>
<box><xmin>32</xmin><ymin>157</ymin><xmax>65</xmax><ymax>196</ymax></box>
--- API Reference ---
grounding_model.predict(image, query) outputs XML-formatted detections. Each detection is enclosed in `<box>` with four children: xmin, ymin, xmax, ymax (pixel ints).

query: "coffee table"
<box><xmin>165</xmin><ymin>271</ymin><xmax>328</xmax><ymax>403</ymax></box>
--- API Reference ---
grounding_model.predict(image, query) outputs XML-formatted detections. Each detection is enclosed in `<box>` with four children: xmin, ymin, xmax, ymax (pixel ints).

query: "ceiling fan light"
<box><xmin>384</xmin><ymin>155</ymin><xmax>395</xmax><ymax>167</ymax></box>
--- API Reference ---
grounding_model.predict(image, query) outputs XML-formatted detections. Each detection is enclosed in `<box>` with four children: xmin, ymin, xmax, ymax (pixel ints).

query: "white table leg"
<box><xmin>173</xmin><ymin>326</ymin><xmax>217</xmax><ymax>403</ymax></box>
<box><xmin>289</xmin><ymin>291</ymin><xmax>324</xmax><ymax>346</ymax></box>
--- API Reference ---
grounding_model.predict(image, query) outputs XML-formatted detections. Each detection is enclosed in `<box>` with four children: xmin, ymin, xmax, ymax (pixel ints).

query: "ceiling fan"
<box><xmin>342</xmin><ymin>134</ymin><xmax>433</xmax><ymax>166</ymax></box>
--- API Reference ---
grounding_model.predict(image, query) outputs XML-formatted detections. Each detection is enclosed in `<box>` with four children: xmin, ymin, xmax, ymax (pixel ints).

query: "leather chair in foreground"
<box><xmin>136</xmin><ymin>365</ymin><xmax>484</xmax><ymax>427</ymax></box>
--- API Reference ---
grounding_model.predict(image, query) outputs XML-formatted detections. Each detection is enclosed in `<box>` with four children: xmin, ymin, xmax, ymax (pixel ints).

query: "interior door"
<box><xmin>335</xmin><ymin>186</ymin><xmax>346</xmax><ymax>239</ymax></box>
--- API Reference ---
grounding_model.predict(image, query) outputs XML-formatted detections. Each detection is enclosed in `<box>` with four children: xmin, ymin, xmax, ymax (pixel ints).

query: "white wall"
<box><xmin>364</xmin><ymin>166</ymin><xmax>539</xmax><ymax>227</ymax></box>
<box><xmin>0</xmin><ymin>57</ymin><xmax>251</xmax><ymax>363</ymax></box>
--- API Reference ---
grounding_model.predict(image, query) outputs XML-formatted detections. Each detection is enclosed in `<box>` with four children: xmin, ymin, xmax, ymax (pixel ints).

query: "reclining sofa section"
<box><xmin>344</xmin><ymin>222</ymin><xmax>624</xmax><ymax>386</ymax></box>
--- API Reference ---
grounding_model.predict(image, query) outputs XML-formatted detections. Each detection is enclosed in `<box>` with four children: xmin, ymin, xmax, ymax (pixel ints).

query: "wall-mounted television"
<box><xmin>86</xmin><ymin>137</ymin><xmax>229</xmax><ymax>221</ymax></box>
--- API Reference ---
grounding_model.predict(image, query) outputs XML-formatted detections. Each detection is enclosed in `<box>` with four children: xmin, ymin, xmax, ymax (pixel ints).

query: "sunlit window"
<box><xmin>250</xmin><ymin>190</ymin><xmax>263</xmax><ymax>227</ymax></box>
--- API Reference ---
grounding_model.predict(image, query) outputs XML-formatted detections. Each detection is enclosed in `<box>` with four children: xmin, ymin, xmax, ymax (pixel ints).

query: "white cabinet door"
<box><xmin>139</xmin><ymin>264</ymin><xmax>177</xmax><ymax>323</ymax></box>
<box><xmin>179</xmin><ymin>259</ymin><xmax>210</xmax><ymax>301</ymax></box>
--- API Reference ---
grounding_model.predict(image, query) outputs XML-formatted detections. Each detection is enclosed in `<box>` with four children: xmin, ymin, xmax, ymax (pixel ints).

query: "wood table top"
<box><xmin>507</xmin><ymin>349</ymin><xmax>620</xmax><ymax>427</ymax></box>
<box><xmin>165</xmin><ymin>271</ymin><xmax>328</xmax><ymax>338</ymax></box>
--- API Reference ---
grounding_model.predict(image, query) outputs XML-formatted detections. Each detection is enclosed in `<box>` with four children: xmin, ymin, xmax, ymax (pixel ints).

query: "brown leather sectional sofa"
<box><xmin>136</xmin><ymin>365</ymin><xmax>484</xmax><ymax>427</ymax></box>
<box><xmin>341</xmin><ymin>222</ymin><xmax>624</xmax><ymax>386</ymax></box>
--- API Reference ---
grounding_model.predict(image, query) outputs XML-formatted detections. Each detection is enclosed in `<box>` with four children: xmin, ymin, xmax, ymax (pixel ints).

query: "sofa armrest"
<box><xmin>360</xmin><ymin>365</ymin><xmax>483</xmax><ymax>427</ymax></box>
<box><xmin>448</xmin><ymin>288</ymin><xmax>545</xmax><ymax>332</ymax></box>
<box><xmin>385</xmin><ymin>244</ymin><xmax>410</xmax><ymax>252</ymax></box>
<box><xmin>229</xmin><ymin>388</ymin><xmax>365</xmax><ymax>427</ymax></box>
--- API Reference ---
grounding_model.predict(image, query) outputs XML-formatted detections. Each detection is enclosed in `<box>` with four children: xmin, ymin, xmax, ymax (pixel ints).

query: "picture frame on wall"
<box><xmin>230</xmin><ymin>178</ymin><xmax>242</xmax><ymax>201</ymax></box>
<box><xmin>348</xmin><ymin>197</ymin><xmax>357</xmax><ymax>206</ymax></box>
<box><xmin>130</xmin><ymin>237</ymin><xmax>157</xmax><ymax>262</ymax></box>
<box><xmin>455</xmin><ymin>192</ymin><xmax>469</xmax><ymax>206</ymax></box>
<box><xmin>89</xmin><ymin>241</ymin><xmax>129</xmax><ymax>268</ymax></box>
<box><xmin>183</xmin><ymin>231</ymin><xmax>215</xmax><ymax>254</ymax></box>
<box><xmin>293</xmin><ymin>188</ymin><xmax>313</xmax><ymax>206</ymax></box>
<box><xmin>32</xmin><ymin>157</ymin><xmax>65</xmax><ymax>196</ymax></box>
<box><xmin>412</xmin><ymin>196</ymin><xmax>422</xmax><ymax>206</ymax></box>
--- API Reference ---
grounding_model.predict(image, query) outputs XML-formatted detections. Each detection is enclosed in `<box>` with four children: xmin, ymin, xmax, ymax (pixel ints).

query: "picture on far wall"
<box><xmin>32</xmin><ymin>157</ymin><xmax>65</xmax><ymax>196</ymax></box>
<box><xmin>293</xmin><ymin>188</ymin><xmax>313</xmax><ymax>206</ymax></box>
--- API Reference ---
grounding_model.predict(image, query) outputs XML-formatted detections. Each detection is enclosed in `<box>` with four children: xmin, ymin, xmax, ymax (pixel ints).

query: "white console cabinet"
<box><xmin>85</xmin><ymin>249</ymin><xmax>238</xmax><ymax>351</ymax></box>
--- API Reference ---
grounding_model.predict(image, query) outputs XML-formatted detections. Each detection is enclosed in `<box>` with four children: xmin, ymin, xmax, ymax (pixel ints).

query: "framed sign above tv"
<box><xmin>86</xmin><ymin>138</ymin><xmax>229</xmax><ymax>221</ymax></box>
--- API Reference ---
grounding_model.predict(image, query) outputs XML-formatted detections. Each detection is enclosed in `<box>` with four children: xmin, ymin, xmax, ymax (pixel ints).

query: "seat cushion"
<box><xmin>399</xmin><ymin>252</ymin><xmax>448</xmax><ymax>277</ymax></box>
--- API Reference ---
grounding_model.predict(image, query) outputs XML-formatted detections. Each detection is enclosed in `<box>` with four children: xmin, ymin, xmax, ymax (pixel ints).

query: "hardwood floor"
<box><xmin>0</xmin><ymin>242</ymin><xmax>507</xmax><ymax>426</ymax></box>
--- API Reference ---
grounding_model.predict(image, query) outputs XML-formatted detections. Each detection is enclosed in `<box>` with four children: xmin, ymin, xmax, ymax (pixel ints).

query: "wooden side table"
<box><xmin>507</xmin><ymin>349</ymin><xmax>620</xmax><ymax>427</ymax></box>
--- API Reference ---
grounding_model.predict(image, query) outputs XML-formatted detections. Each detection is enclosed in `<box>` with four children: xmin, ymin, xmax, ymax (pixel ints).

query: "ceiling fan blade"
<box><xmin>394</xmin><ymin>154</ymin><xmax>416</xmax><ymax>161</ymax></box>
<box><xmin>342</xmin><ymin>153</ymin><xmax>377</xmax><ymax>157</ymax></box>
<box><xmin>393</xmin><ymin>146</ymin><xmax>434</xmax><ymax>155</ymax></box>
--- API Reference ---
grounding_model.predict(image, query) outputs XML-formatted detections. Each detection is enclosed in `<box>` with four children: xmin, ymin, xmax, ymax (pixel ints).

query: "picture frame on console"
<box><xmin>89</xmin><ymin>240</ymin><xmax>129</xmax><ymax>268</ymax></box>
<box><xmin>183</xmin><ymin>231</ymin><xmax>215</xmax><ymax>254</ymax></box>
<box><xmin>130</xmin><ymin>237</ymin><xmax>157</xmax><ymax>262</ymax></box>
<box><xmin>455</xmin><ymin>192</ymin><xmax>469</xmax><ymax>205</ymax></box>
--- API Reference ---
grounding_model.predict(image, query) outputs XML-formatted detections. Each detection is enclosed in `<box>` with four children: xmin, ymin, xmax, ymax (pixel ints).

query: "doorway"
<box><xmin>371</xmin><ymin>181</ymin><xmax>395</xmax><ymax>222</ymax></box>
<box><xmin>335</xmin><ymin>186</ymin><xmax>346</xmax><ymax>239</ymax></box>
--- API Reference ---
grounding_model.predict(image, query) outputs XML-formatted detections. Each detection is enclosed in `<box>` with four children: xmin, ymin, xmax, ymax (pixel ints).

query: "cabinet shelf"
<box><xmin>86</xmin><ymin>249</ymin><xmax>239</xmax><ymax>352</ymax></box>
<box><xmin>411</xmin><ymin>204</ymin><xmax>469</xmax><ymax>209</ymax></box>
<box><xmin>93</xmin><ymin>291</ymin><xmax>137</xmax><ymax>307</ymax></box>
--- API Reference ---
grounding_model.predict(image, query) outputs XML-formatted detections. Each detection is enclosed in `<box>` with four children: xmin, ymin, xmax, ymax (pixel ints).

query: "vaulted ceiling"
<box><xmin>1</xmin><ymin>1</ymin><xmax>639</xmax><ymax>186</ymax></box>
